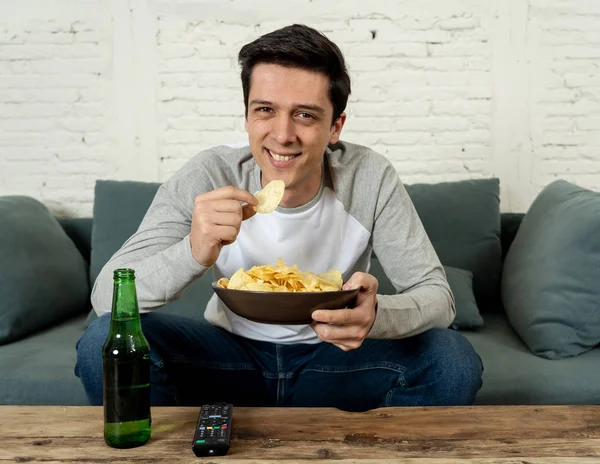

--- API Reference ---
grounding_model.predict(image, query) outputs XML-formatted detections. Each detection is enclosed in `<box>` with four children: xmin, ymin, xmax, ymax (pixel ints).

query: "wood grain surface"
<box><xmin>0</xmin><ymin>405</ymin><xmax>598</xmax><ymax>463</ymax></box>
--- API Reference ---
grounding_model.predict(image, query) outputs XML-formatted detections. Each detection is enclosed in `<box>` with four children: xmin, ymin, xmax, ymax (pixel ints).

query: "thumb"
<box><xmin>342</xmin><ymin>274</ymin><xmax>361</xmax><ymax>291</ymax></box>
<box><xmin>242</xmin><ymin>203</ymin><xmax>258</xmax><ymax>221</ymax></box>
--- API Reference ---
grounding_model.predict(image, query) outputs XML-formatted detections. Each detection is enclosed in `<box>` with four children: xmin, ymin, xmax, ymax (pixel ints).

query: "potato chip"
<box><xmin>254</xmin><ymin>179</ymin><xmax>285</xmax><ymax>214</ymax></box>
<box><xmin>228</xmin><ymin>268</ymin><xmax>255</xmax><ymax>290</ymax></box>
<box><xmin>218</xmin><ymin>259</ymin><xmax>343</xmax><ymax>292</ymax></box>
<box><xmin>317</xmin><ymin>270</ymin><xmax>343</xmax><ymax>289</ymax></box>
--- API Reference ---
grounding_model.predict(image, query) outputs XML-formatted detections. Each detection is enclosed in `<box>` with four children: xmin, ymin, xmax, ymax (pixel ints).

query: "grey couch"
<box><xmin>1</xmin><ymin>177</ymin><xmax>599</xmax><ymax>406</ymax></box>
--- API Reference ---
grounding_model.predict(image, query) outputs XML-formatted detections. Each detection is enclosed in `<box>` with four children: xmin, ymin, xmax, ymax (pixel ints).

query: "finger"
<box><xmin>208</xmin><ymin>199</ymin><xmax>245</xmax><ymax>215</ymax></box>
<box><xmin>311</xmin><ymin>322</ymin><xmax>364</xmax><ymax>343</ymax></box>
<box><xmin>342</xmin><ymin>272</ymin><xmax>368</xmax><ymax>291</ymax></box>
<box><xmin>312</xmin><ymin>308</ymin><xmax>357</xmax><ymax>325</ymax></box>
<box><xmin>207</xmin><ymin>211</ymin><xmax>244</xmax><ymax>228</ymax></box>
<box><xmin>211</xmin><ymin>224</ymin><xmax>240</xmax><ymax>244</ymax></box>
<box><xmin>241</xmin><ymin>202</ymin><xmax>258</xmax><ymax>221</ymax></box>
<box><xmin>196</xmin><ymin>186</ymin><xmax>258</xmax><ymax>206</ymax></box>
<box><xmin>333</xmin><ymin>342</ymin><xmax>360</xmax><ymax>352</ymax></box>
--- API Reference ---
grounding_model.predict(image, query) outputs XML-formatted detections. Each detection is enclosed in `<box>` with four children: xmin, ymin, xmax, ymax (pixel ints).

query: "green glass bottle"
<box><xmin>102</xmin><ymin>268</ymin><xmax>151</xmax><ymax>448</ymax></box>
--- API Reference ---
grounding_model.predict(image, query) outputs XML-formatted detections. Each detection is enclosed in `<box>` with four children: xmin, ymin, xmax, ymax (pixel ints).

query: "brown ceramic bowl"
<box><xmin>211</xmin><ymin>282</ymin><xmax>360</xmax><ymax>325</ymax></box>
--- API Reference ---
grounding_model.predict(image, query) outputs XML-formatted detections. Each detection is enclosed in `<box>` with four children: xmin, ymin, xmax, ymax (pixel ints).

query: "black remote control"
<box><xmin>191</xmin><ymin>403</ymin><xmax>233</xmax><ymax>457</ymax></box>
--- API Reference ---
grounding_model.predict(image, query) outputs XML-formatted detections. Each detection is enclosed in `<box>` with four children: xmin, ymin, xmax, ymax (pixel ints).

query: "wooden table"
<box><xmin>0</xmin><ymin>405</ymin><xmax>598</xmax><ymax>463</ymax></box>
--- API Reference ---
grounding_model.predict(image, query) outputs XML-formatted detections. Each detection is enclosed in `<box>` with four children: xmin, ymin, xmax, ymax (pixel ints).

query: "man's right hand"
<box><xmin>190</xmin><ymin>186</ymin><xmax>259</xmax><ymax>267</ymax></box>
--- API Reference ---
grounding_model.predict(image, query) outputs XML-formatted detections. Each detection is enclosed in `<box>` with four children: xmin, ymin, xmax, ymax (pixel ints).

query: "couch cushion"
<box><xmin>0</xmin><ymin>313</ymin><xmax>88</xmax><ymax>405</ymax></box>
<box><xmin>464</xmin><ymin>313</ymin><xmax>600</xmax><ymax>405</ymax></box>
<box><xmin>405</xmin><ymin>178</ymin><xmax>501</xmax><ymax>312</ymax></box>
<box><xmin>90</xmin><ymin>180</ymin><xmax>161</xmax><ymax>287</ymax></box>
<box><xmin>0</xmin><ymin>196</ymin><xmax>90</xmax><ymax>345</ymax></box>
<box><xmin>502</xmin><ymin>180</ymin><xmax>600</xmax><ymax>360</ymax></box>
<box><xmin>372</xmin><ymin>257</ymin><xmax>483</xmax><ymax>330</ymax></box>
<box><xmin>445</xmin><ymin>266</ymin><xmax>483</xmax><ymax>330</ymax></box>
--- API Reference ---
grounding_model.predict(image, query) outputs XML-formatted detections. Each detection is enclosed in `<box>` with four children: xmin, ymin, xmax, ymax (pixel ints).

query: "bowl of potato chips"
<box><xmin>212</xmin><ymin>258</ymin><xmax>359</xmax><ymax>325</ymax></box>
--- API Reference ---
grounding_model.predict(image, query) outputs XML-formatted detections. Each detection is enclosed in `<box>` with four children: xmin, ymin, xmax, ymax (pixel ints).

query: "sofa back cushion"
<box><xmin>502</xmin><ymin>179</ymin><xmax>600</xmax><ymax>359</ymax></box>
<box><xmin>0</xmin><ymin>196</ymin><xmax>90</xmax><ymax>344</ymax></box>
<box><xmin>405</xmin><ymin>178</ymin><xmax>502</xmax><ymax>311</ymax></box>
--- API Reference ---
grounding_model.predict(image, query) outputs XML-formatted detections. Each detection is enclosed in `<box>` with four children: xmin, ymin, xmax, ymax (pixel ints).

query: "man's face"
<box><xmin>245</xmin><ymin>63</ymin><xmax>346</xmax><ymax>208</ymax></box>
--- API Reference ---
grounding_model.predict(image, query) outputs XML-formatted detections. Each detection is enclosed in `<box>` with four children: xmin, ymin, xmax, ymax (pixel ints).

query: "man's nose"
<box><xmin>271</xmin><ymin>115</ymin><xmax>296</xmax><ymax>145</ymax></box>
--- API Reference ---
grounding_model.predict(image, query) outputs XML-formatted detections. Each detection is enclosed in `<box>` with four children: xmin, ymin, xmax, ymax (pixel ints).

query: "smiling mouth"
<box><xmin>266</xmin><ymin>148</ymin><xmax>300</xmax><ymax>162</ymax></box>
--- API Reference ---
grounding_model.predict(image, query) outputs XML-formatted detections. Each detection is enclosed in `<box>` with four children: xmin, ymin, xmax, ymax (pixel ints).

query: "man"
<box><xmin>75</xmin><ymin>24</ymin><xmax>482</xmax><ymax>411</ymax></box>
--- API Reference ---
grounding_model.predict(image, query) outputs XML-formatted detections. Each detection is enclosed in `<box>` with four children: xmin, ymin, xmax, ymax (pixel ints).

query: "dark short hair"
<box><xmin>238</xmin><ymin>24</ymin><xmax>351</xmax><ymax>125</ymax></box>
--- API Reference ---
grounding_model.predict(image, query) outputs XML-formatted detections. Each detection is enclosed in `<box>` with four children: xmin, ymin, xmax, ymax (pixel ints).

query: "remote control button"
<box><xmin>195</xmin><ymin>439</ymin><xmax>205</xmax><ymax>444</ymax></box>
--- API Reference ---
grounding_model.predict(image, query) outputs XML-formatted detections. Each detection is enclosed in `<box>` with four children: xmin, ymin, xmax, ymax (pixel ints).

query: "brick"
<box><xmin>0</xmin><ymin>89</ymin><xmax>80</xmax><ymax>103</ymax></box>
<box><xmin>381</xmin><ymin>145</ymin><xmax>487</xmax><ymax>160</ymax></box>
<box><xmin>348</xmin><ymin>43</ymin><xmax>427</xmax><ymax>58</ymax></box>
<box><xmin>438</xmin><ymin>16</ymin><xmax>480</xmax><ymax>31</ymax></box>
<box><xmin>552</xmin><ymin>45</ymin><xmax>600</xmax><ymax>59</ymax></box>
<box><xmin>428</xmin><ymin>43</ymin><xmax>489</xmax><ymax>57</ymax></box>
<box><xmin>552</xmin><ymin>59</ymin><xmax>600</xmax><ymax>74</ymax></box>
<box><xmin>535</xmin><ymin>117</ymin><xmax>576</xmax><ymax>132</ymax></box>
<box><xmin>159</xmin><ymin>86</ymin><xmax>237</xmax><ymax>102</ymax></box>
<box><xmin>57</xmin><ymin>117</ymin><xmax>105</xmax><ymax>132</ymax></box>
<box><xmin>539</xmin><ymin>131</ymin><xmax>600</xmax><ymax>146</ymax></box>
<box><xmin>575</xmin><ymin>117</ymin><xmax>600</xmax><ymax>131</ymax></box>
<box><xmin>542</xmin><ymin>159</ymin><xmax>600</xmax><ymax>174</ymax></box>
<box><xmin>0</xmin><ymin>74</ymin><xmax>101</xmax><ymax>89</ymax></box>
<box><xmin>465</xmin><ymin>57</ymin><xmax>491</xmax><ymax>71</ymax></box>
<box><xmin>539</xmin><ymin>88</ymin><xmax>581</xmax><ymax>102</ymax></box>
<box><xmin>397</xmin><ymin>18</ymin><xmax>438</xmax><ymax>31</ymax></box>
<box><xmin>167</xmin><ymin>116</ymin><xmax>237</xmax><ymax>131</ymax></box>
<box><xmin>432</xmin><ymin>129</ymin><xmax>491</xmax><ymax>145</ymax></box>
<box><xmin>395</xmin><ymin>58</ymin><xmax>465</xmax><ymax>71</ymax></box>
<box><xmin>565</xmin><ymin>73</ymin><xmax>600</xmax><ymax>87</ymax></box>
<box><xmin>433</xmin><ymin>100</ymin><xmax>491</xmax><ymax>115</ymax></box>
<box><xmin>345</xmin><ymin>117</ymin><xmax>395</xmax><ymax>133</ymax></box>
<box><xmin>530</xmin><ymin>0</ymin><xmax>600</xmax><ymax>15</ymax></box>
<box><xmin>0</xmin><ymin>118</ymin><xmax>55</xmax><ymax>132</ymax></box>
<box><xmin>27</xmin><ymin>58</ymin><xmax>103</xmax><ymax>74</ymax></box>
<box><xmin>347</xmin><ymin>57</ymin><xmax>388</xmax><ymax>72</ymax></box>
<box><xmin>371</xmin><ymin>131</ymin><xmax>433</xmax><ymax>146</ymax></box>
<box><xmin>425</xmin><ymin>71</ymin><xmax>490</xmax><ymax>86</ymax></box>
<box><xmin>194</xmin><ymin>72</ymin><xmax>240</xmax><ymax>88</ymax></box>
<box><xmin>537</xmin><ymin>146</ymin><xmax>597</xmax><ymax>160</ymax></box>
<box><xmin>540</xmin><ymin>17</ymin><xmax>600</xmax><ymax>32</ymax></box>
<box><xmin>1</xmin><ymin>147</ymin><xmax>53</xmax><ymax>161</ymax></box>
<box><xmin>0</xmin><ymin>43</ymin><xmax>100</xmax><ymax>60</ymax></box>
<box><xmin>538</xmin><ymin>99</ymin><xmax>597</xmax><ymax>116</ymax></box>
<box><xmin>159</xmin><ymin>57</ymin><xmax>232</xmax><ymax>73</ymax></box>
<box><xmin>352</xmin><ymin>101</ymin><xmax>431</xmax><ymax>117</ymax></box>
<box><xmin>392</xmin><ymin>116</ymin><xmax>470</xmax><ymax>132</ymax></box>
<box><xmin>0</xmin><ymin>102</ymin><xmax>71</xmax><ymax>118</ymax></box>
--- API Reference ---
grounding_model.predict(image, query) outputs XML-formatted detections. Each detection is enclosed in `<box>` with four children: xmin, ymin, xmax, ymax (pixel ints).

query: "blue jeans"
<box><xmin>75</xmin><ymin>312</ymin><xmax>483</xmax><ymax>410</ymax></box>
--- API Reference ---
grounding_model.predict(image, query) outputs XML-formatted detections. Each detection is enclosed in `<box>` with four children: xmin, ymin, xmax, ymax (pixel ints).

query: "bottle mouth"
<box><xmin>113</xmin><ymin>268</ymin><xmax>135</xmax><ymax>279</ymax></box>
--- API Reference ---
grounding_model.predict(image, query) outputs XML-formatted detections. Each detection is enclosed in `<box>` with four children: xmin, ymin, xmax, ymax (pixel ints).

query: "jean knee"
<box><xmin>75</xmin><ymin>314</ymin><xmax>110</xmax><ymax>379</ymax></box>
<box><xmin>426</xmin><ymin>329</ymin><xmax>483</xmax><ymax>402</ymax></box>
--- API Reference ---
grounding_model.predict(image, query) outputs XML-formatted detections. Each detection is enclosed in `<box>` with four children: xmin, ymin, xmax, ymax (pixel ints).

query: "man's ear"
<box><xmin>244</xmin><ymin>116</ymin><xmax>249</xmax><ymax>133</ymax></box>
<box><xmin>329</xmin><ymin>112</ymin><xmax>347</xmax><ymax>144</ymax></box>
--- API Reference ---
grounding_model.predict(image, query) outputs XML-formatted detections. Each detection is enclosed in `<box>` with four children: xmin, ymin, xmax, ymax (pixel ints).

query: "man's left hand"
<box><xmin>311</xmin><ymin>272</ymin><xmax>378</xmax><ymax>351</ymax></box>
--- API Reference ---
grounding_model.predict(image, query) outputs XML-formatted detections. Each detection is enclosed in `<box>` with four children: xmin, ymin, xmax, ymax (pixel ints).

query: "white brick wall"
<box><xmin>1</xmin><ymin>0</ymin><xmax>599</xmax><ymax>216</ymax></box>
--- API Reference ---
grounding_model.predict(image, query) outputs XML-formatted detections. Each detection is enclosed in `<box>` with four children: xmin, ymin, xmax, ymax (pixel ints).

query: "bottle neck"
<box><xmin>111</xmin><ymin>280</ymin><xmax>140</xmax><ymax>321</ymax></box>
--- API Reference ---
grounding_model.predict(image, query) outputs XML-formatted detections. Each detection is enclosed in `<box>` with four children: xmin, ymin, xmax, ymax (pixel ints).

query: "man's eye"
<box><xmin>257</xmin><ymin>107</ymin><xmax>272</xmax><ymax>112</ymax></box>
<box><xmin>298</xmin><ymin>112</ymin><xmax>314</xmax><ymax>119</ymax></box>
